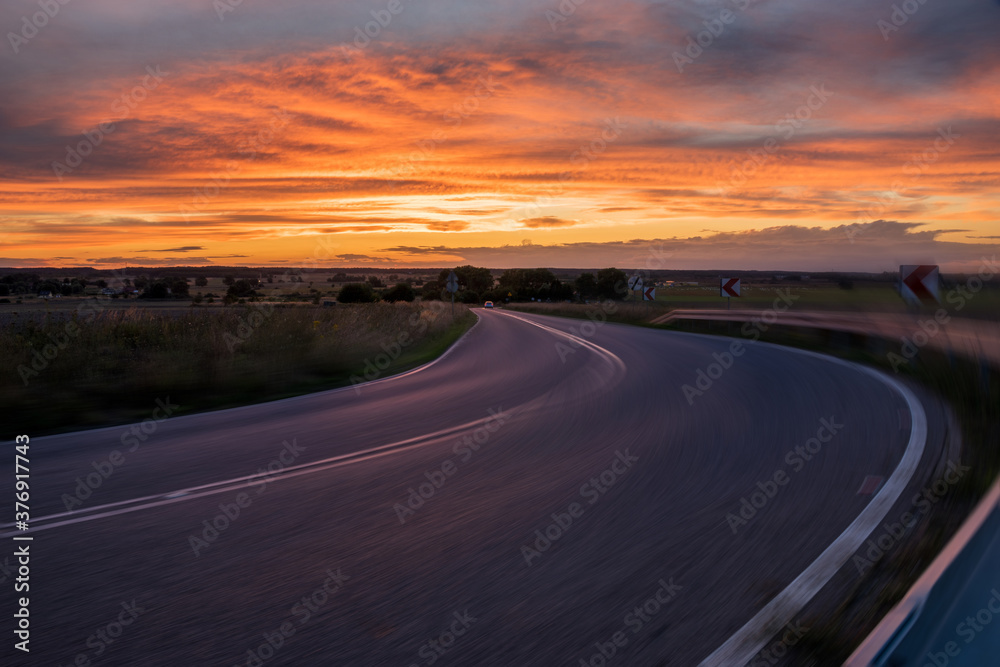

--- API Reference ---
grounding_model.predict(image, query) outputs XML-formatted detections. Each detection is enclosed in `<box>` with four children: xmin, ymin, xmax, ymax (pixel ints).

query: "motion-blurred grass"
<box><xmin>507</xmin><ymin>284</ymin><xmax>1000</xmax><ymax>319</ymax></box>
<box><xmin>2</xmin><ymin>302</ymin><xmax>473</xmax><ymax>436</ymax></box>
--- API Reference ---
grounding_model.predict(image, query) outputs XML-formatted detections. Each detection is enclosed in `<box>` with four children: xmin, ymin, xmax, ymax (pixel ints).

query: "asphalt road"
<box><xmin>0</xmin><ymin>309</ymin><xmax>944</xmax><ymax>666</ymax></box>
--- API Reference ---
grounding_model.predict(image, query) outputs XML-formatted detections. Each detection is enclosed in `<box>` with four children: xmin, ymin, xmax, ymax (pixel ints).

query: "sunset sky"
<box><xmin>1</xmin><ymin>0</ymin><xmax>998</xmax><ymax>271</ymax></box>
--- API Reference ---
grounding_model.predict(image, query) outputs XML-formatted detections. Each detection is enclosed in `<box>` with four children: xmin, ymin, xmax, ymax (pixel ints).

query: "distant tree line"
<box><xmin>414</xmin><ymin>265</ymin><xmax>630</xmax><ymax>303</ymax></box>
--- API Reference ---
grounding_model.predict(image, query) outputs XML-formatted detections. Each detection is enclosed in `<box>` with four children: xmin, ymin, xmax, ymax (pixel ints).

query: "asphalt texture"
<box><xmin>0</xmin><ymin>309</ymin><xmax>942</xmax><ymax>666</ymax></box>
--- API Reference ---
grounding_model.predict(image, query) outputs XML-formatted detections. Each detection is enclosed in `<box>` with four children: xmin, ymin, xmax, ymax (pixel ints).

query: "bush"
<box><xmin>421</xmin><ymin>282</ymin><xmax>443</xmax><ymax>300</ymax></box>
<box><xmin>596</xmin><ymin>268</ymin><xmax>628</xmax><ymax>300</ymax></box>
<box><xmin>459</xmin><ymin>290</ymin><xmax>480</xmax><ymax>304</ymax></box>
<box><xmin>144</xmin><ymin>282</ymin><xmax>169</xmax><ymax>299</ymax></box>
<box><xmin>227</xmin><ymin>280</ymin><xmax>256</xmax><ymax>299</ymax></box>
<box><xmin>383</xmin><ymin>283</ymin><xmax>416</xmax><ymax>302</ymax></box>
<box><xmin>575</xmin><ymin>273</ymin><xmax>597</xmax><ymax>299</ymax></box>
<box><xmin>337</xmin><ymin>283</ymin><xmax>375</xmax><ymax>303</ymax></box>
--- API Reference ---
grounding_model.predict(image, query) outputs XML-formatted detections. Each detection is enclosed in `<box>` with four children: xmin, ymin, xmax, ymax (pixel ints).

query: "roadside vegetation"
<box><xmin>2</xmin><ymin>302</ymin><xmax>473</xmax><ymax>436</ymax></box>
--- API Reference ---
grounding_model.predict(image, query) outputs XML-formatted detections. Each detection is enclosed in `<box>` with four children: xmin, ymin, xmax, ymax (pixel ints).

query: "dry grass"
<box><xmin>2</xmin><ymin>301</ymin><xmax>472</xmax><ymax>435</ymax></box>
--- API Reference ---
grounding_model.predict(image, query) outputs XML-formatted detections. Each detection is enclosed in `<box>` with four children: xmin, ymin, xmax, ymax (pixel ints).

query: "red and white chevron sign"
<box><xmin>900</xmin><ymin>265</ymin><xmax>939</xmax><ymax>304</ymax></box>
<box><xmin>643</xmin><ymin>286</ymin><xmax>656</xmax><ymax>301</ymax></box>
<box><xmin>720</xmin><ymin>277</ymin><xmax>741</xmax><ymax>297</ymax></box>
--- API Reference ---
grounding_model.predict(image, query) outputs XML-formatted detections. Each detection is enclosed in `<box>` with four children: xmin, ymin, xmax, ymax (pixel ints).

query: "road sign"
<box><xmin>627</xmin><ymin>275</ymin><xmax>643</xmax><ymax>291</ymax></box>
<box><xmin>720</xmin><ymin>277</ymin><xmax>741</xmax><ymax>297</ymax></box>
<box><xmin>643</xmin><ymin>287</ymin><xmax>656</xmax><ymax>301</ymax></box>
<box><xmin>446</xmin><ymin>271</ymin><xmax>459</xmax><ymax>293</ymax></box>
<box><xmin>900</xmin><ymin>265</ymin><xmax>939</xmax><ymax>304</ymax></box>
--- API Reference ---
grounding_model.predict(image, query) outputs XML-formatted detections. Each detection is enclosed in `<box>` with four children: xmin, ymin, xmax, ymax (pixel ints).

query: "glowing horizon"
<box><xmin>1</xmin><ymin>0</ymin><xmax>998</xmax><ymax>271</ymax></box>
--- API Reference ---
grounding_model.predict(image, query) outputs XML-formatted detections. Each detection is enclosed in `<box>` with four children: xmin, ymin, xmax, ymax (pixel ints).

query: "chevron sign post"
<box><xmin>900</xmin><ymin>265</ymin><xmax>940</xmax><ymax>305</ymax></box>
<box><xmin>720</xmin><ymin>277</ymin><xmax>740</xmax><ymax>310</ymax></box>
<box><xmin>643</xmin><ymin>286</ymin><xmax>656</xmax><ymax>301</ymax></box>
<box><xmin>720</xmin><ymin>278</ymin><xmax>741</xmax><ymax>297</ymax></box>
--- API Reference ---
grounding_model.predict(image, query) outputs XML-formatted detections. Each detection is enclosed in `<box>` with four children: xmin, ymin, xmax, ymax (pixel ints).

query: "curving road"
<box><xmin>0</xmin><ymin>309</ymin><xmax>944</xmax><ymax>666</ymax></box>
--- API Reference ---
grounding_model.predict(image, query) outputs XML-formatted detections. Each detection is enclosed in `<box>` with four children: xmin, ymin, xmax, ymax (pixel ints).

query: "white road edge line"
<box><xmin>495</xmin><ymin>310</ymin><xmax>627</xmax><ymax>376</ymax></box>
<box><xmin>698</xmin><ymin>349</ymin><xmax>928</xmax><ymax>666</ymax></box>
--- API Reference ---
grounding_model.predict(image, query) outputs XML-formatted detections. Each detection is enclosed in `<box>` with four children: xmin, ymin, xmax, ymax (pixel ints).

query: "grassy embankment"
<box><xmin>1</xmin><ymin>301</ymin><xmax>474</xmax><ymax>436</ymax></box>
<box><xmin>507</xmin><ymin>283</ymin><xmax>1000</xmax><ymax>319</ymax></box>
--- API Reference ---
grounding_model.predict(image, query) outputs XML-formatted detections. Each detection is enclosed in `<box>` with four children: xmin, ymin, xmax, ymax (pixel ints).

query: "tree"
<box><xmin>337</xmin><ymin>283</ymin><xmax>375</xmax><ymax>303</ymax></box>
<box><xmin>481</xmin><ymin>288</ymin><xmax>505</xmax><ymax>303</ymax></box>
<box><xmin>498</xmin><ymin>268</ymin><xmax>557</xmax><ymax>300</ymax></box>
<box><xmin>575</xmin><ymin>273</ymin><xmax>598</xmax><ymax>299</ymax></box>
<box><xmin>439</xmin><ymin>265</ymin><xmax>494</xmax><ymax>295</ymax></box>
<box><xmin>367</xmin><ymin>275</ymin><xmax>384</xmax><ymax>288</ymax></box>
<box><xmin>195</xmin><ymin>276</ymin><xmax>208</xmax><ymax>287</ymax></box>
<box><xmin>145</xmin><ymin>282</ymin><xmax>169</xmax><ymax>299</ymax></box>
<box><xmin>222</xmin><ymin>275</ymin><xmax>235</xmax><ymax>286</ymax></box>
<box><xmin>383</xmin><ymin>283</ymin><xmax>416</xmax><ymax>302</ymax></box>
<box><xmin>172</xmin><ymin>280</ymin><xmax>190</xmax><ymax>297</ymax></box>
<box><xmin>226</xmin><ymin>280</ymin><xmax>256</xmax><ymax>299</ymax></box>
<box><xmin>596</xmin><ymin>268</ymin><xmax>628</xmax><ymax>300</ymax></box>
<box><xmin>548</xmin><ymin>279</ymin><xmax>574</xmax><ymax>301</ymax></box>
<box><xmin>421</xmin><ymin>281</ymin><xmax>443</xmax><ymax>300</ymax></box>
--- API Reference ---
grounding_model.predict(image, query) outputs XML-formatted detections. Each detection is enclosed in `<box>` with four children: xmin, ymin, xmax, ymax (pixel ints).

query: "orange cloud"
<box><xmin>0</xmin><ymin>0</ymin><xmax>998</xmax><ymax>269</ymax></box>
